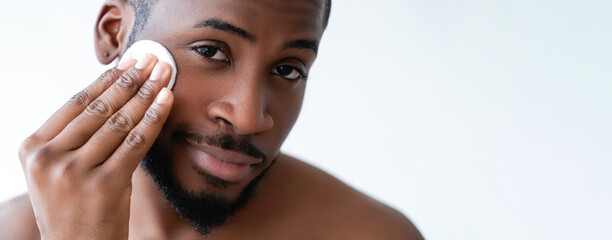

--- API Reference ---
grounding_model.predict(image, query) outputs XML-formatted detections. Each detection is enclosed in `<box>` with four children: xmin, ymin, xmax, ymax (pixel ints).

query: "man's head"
<box><xmin>93</xmin><ymin>0</ymin><xmax>330</xmax><ymax>235</ymax></box>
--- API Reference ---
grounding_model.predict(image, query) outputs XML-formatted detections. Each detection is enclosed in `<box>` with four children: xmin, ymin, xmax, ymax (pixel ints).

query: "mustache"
<box><xmin>176</xmin><ymin>131</ymin><xmax>267</xmax><ymax>162</ymax></box>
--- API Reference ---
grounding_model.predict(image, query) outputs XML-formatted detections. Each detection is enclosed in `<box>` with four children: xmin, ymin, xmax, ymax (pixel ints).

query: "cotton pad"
<box><xmin>121</xmin><ymin>40</ymin><xmax>178</xmax><ymax>89</ymax></box>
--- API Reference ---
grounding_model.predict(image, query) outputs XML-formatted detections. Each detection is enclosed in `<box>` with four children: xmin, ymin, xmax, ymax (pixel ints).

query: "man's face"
<box><xmin>126</xmin><ymin>0</ymin><xmax>325</xmax><ymax>233</ymax></box>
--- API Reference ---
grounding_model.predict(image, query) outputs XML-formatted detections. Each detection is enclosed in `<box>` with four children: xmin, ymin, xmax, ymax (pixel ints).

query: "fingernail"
<box><xmin>155</xmin><ymin>88</ymin><xmax>171</xmax><ymax>104</ymax></box>
<box><xmin>117</xmin><ymin>58</ymin><xmax>136</xmax><ymax>70</ymax></box>
<box><xmin>149</xmin><ymin>63</ymin><xmax>167</xmax><ymax>81</ymax></box>
<box><xmin>135</xmin><ymin>53</ymin><xmax>155</xmax><ymax>69</ymax></box>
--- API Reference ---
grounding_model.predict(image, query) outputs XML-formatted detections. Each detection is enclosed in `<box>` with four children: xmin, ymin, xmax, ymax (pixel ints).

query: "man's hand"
<box><xmin>18</xmin><ymin>54</ymin><xmax>174</xmax><ymax>239</ymax></box>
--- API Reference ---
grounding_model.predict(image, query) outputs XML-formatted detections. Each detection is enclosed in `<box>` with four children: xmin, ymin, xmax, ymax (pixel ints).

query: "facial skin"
<box><xmin>111</xmin><ymin>0</ymin><xmax>326</xmax><ymax>234</ymax></box>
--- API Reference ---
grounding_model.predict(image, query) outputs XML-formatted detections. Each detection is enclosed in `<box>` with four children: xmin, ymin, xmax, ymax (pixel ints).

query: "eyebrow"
<box><xmin>194</xmin><ymin>18</ymin><xmax>319</xmax><ymax>54</ymax></box>
<box><xmin>194</xmin><ymin>18</ymin><xmax>256</xmax><ymax>42</ymax></box>
<box><xmin>284</xmin><ymin>39</ymin><xmax>319</xmax><ymax>53</ymax></box>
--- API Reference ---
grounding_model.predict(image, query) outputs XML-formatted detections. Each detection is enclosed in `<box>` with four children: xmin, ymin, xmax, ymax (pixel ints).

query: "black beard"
<box><xmin>141</xmin><ymin>138</ymin><xmax>274</xmax><ymax>236</ymax></box>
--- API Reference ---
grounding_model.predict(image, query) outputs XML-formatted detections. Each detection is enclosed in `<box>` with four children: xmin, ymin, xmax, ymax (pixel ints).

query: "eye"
<box><xmin>271</xmin><ymin>65</ymin><xmax>306</xmax><ymax>81</ymax></box>
<box><xmin>194</xmin><ymin>45</ymin><xmax>228</xmax><ymax>62</ymax></box>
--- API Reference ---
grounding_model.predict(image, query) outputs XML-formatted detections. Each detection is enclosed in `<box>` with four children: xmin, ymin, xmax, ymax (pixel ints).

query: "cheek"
<box><xmin>268</xmin><ymin>83</ymin><xmax>306</xmax><ymax>137</ymax></box>
<box><xmin>164</xmin><ymin>66</ymin><xmax>224</xmax><ymax>121</ymax></box>
<box><xmin>156</xmin><ymin>77</ymin><xmax>213</xmax><ymax>139</ymax></box>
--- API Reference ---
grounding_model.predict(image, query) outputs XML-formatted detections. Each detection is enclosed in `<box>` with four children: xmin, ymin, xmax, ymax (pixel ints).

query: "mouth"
<box><xmin>180</xmin><ymin>134</ymin><xmax>264</xmax><ymax>183</ymax></box>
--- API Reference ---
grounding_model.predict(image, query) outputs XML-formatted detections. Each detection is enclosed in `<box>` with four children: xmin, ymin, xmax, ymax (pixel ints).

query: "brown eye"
<box><xmin>195</xmin><ymin>45</ymin><xmax>228</xmax><ymax>61</ymax></box>
<box><xmin>271</xmin><ymin>65</ymin><xmax>304</xmax><ymax>80</ymax></box>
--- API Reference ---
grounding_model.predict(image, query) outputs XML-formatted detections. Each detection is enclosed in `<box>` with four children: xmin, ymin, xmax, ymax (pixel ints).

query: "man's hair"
<box><xmin>125</xmin><ymin>0</ymin><xmax>332</xmax><ymax>48</ymax></box>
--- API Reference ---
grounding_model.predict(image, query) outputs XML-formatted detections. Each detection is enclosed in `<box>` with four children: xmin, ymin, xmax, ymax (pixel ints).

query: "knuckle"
<box><xmin>126</xmin><ymin>131</ymin><xmax>147</xmax><ymax>149</ymax></box>
<box><xmin>85</xmin><ymin>99</ymin><xmax>113</xmax><ymax>117</ymax></box>
<box><xmin>68</xmin><ymin>90</ymin><xmax>90</xmax><ymax>106</ymax></box>
<box><xmin>53</xmin><ymin>173</ymin><xmax>78</xmax><ymax>192</ymax></box>
<box><xmin>53</xmin><ymin>159</ymin><xmax>79</xmax><ymax>179</ymax></box>
<box><xmin>18</xmin><ymin>144</ymin><xmax>28</xmax><ymax>164</ymax></box>
<box><xmin>92</xmin><ymin>169</ymin><xmax>110</xmax><ymax>184</ymax></box>
<box><xmin>18</xmin><ymin>135</ymin><xmax>39</xmax><ymax>161</ymax></box>
<box><xmin>99</xmin><ymin>67</ymin><xmax>121</xmax><ymax>84</ymax></box>
<box><xmin>32</xmin><ymin>145</ymin><xmax>53</xmax><ymax>162</ymax></box>
<box><xmin>137</xmin><ymin>82</ymin><xmax>156</xmax><ymax>101</ymax></box>
<box><xmin>117</xmin><ymin>68</ymin><xmax>141</xmax><ymax>89</ymax></box>
<box><xmin>108</xmin><ymin>112</ymin><xmax>133</xmax><ymax>133</ymax></box>
<box><xmin>24</xmin><ymin>157</ymin><xmax>44</xmax><ymax>174</ymax></box>
<box><xmin>25</xmin><ymin>145</ymin><xmax>54</xmax><ymax>173</ymax></box>
<box><xmin>144</xmin><ymin>107</ymin><xmax>162</xmax><ymax>124</ymax></box>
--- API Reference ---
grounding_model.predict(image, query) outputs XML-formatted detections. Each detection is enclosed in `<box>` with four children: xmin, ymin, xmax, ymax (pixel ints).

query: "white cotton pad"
<box><xmin>121</xmin><ymin>40</ymin><xmax>178</xmax><ymax>89</ymax></box>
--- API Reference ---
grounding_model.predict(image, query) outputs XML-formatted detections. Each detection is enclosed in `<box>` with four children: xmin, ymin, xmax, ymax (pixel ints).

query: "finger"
<box><xmin>103</xmin><ymin>87</ymin><xmax>174</xmax><ymax>177</ymax></box>
<box><xmin>32</xmin><ymin>59</ymin><xmax>137</xmax><ymax>141</ymax></box>
<box><xmin>79</xmin><ymin>62</ymin><xmax>172</xmax><ymax>167</ymax></box>
<box><xmin>50</xmin><ymin>54</ymin><xmax>158</xmax><ymax>151</ymax></box>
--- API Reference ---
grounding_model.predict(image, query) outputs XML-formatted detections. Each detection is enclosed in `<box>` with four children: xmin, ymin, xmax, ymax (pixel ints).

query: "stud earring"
<box><xmin>104</xmin><ymin>52</ymin><xmax>110</xmax><ymax>58</ymax></box>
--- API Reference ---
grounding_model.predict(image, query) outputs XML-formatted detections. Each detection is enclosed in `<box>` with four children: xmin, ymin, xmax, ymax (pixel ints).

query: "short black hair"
<box><xmin>125</xmin><ymin>0</ymin><xmax>332</xmax><ymax>48</ymax></box>
<box><xmin>125</xmin><ymin>0</ymin><xmax>156</xmax><ymax>47</ymax></box>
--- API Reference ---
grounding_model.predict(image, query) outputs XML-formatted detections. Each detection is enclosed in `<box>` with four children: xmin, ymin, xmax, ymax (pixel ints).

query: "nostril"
<box><xmin>215</xmin><ymin>117</ymin><xmax>232</xmax><ymax>126</ymax></box>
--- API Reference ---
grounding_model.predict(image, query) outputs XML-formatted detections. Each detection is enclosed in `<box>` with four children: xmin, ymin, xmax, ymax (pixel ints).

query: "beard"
<box><xmin>141</xmin><ymin>133</ymin><xmax>275</xmax><ymax>235</ymax></box>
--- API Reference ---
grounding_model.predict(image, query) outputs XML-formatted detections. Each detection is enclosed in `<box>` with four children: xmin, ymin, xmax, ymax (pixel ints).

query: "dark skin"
<box><xmin>0</xmin><ymin>0</ymin><xmax>423</xmax><ymax>239</ymax></box>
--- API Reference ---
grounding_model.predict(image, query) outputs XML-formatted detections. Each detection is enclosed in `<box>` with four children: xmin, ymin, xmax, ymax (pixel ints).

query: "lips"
<box><xmin>182</xmin><ymin>137</ymin><xmax>262</xmax><ymax>182</ymax></box>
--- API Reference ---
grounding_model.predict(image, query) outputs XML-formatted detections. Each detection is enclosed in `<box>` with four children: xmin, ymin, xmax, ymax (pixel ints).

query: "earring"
<box><xmin>104</xmin><ymin>52</ymin><xmax>110</xmax><ymax>58</ymax></box>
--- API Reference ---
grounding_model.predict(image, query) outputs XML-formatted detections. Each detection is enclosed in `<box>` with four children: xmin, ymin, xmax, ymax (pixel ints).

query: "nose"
<box><xmin>207</xmin><ymin>74</ymin><xmax>274</xmax><ymax>135</ymax></box>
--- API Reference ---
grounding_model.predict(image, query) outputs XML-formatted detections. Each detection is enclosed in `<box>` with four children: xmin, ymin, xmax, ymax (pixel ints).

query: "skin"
<box><xmin>0</xmin><ymin>0</ymin><xmax>424</xmax><ymax>239</ymax></box>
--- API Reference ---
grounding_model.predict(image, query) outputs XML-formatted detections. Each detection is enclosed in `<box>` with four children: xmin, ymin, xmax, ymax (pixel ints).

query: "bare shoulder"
<box><xmin>264</xmin><ymin>154</ymin><xmax>424</xmax><ymax>240</ymax></box>
<box><xmin>0</xmin><ymin>194</ymin><xmax>41</xmax><ymax>240</ymax></box>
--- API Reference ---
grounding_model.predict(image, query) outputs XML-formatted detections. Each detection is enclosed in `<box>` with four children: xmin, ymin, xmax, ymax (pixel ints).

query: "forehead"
<box><xmin>143</xmin><ymin>0</ymin><xmax>325</xmax><ymax>41</ymax></box>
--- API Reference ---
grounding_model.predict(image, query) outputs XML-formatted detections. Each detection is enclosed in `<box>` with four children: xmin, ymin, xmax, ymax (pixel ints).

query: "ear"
<box><xmin>94</xmin><ymin>0</ymin><xmax>134</xmax><ymax>64</ymax></box>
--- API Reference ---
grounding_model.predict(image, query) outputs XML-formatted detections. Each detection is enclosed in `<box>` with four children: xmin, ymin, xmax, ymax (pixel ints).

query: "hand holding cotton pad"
<box><xmin>121</xmin><ymin>40</ymin><xmax>177</xmax><ymax>89</ymax></box>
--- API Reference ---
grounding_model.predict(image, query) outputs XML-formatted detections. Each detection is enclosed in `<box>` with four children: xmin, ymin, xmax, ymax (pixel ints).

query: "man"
<box><xmin>0</xmin><ymin>0</ymin><xmax>423</xmax><ymax>239</ymax></box>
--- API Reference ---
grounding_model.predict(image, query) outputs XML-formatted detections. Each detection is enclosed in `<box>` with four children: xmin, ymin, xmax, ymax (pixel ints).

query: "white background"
<box><xmin>1</xmin><ymin>1</ymin><xmax>611</xmax><ymax>239</ymax></box>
